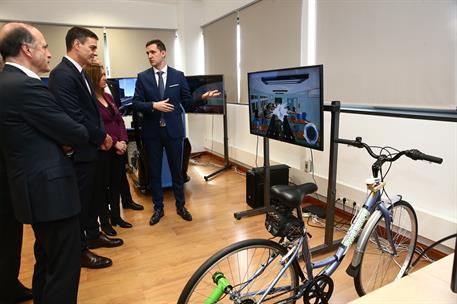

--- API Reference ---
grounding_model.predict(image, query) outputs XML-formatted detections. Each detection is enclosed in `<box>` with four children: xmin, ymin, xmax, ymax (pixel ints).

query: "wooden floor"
<box><xmin>17</xmin><ymin>155</ymin><xmax>426</xmax><ymax>303</ymax></box>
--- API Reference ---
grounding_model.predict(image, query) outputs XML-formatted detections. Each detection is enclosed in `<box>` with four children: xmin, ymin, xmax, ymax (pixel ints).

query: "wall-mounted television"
<box><xmin>185</xmin><ymin>74</ymin><xmax>224</xmax><ymax>115</ymax></box>
<box><xmin>248</xmin><ymin>65</ymin><xmax>324</xmax><ymax>151</ymax></box>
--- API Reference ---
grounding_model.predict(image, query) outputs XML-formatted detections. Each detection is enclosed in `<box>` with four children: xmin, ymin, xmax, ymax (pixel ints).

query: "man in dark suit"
<box><xmin>48</xmin><ymin>26</ymin><xmax>122</xmax><ymax>269</ymax></box>
<box><xmin>133</xmin><ymin>39</ymin><xmax>219</xmax><ymax>225</ymax></box>
<box><xmin>0</xmin><ymin>22</ymin><xmax>89</xmax><ymax>303</ymax></box>
<box><xmin>0</xmin><ymin>53</ymin><xmax>33</xmax><ymax>304</ymax></box>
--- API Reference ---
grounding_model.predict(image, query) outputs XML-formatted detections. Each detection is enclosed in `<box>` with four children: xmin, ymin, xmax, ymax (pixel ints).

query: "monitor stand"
<box><xmin>204</xmin><ymin>99</ymin><xmax>231</xmax><ymax>181</ymax></box>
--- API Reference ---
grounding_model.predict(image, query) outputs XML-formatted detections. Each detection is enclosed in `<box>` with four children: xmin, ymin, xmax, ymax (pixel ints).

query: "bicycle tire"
<box><xmin>178</xmin><ymin>239</ymin><xmax>300</xmax><ymax>304</ymax></box>
<box><xmin>354</xmin><ymin>200</ymin><xmax>418</xmax><ymax>296</ymax></box>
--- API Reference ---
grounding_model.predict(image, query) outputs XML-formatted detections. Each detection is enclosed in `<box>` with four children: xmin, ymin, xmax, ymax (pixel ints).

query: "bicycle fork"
<box><xmin>376</xmin><ymin>203</ymin><xmax>398</xmax><ymax>256</ymax></box>
<box><xmin>347</xmin><ymin>195</ymin><xmax>402</xmax><ymax>277</ymax></box>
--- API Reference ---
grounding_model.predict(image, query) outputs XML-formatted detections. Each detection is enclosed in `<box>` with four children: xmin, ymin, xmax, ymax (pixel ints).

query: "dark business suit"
<box><xmin>48</xmin><ymin>57</ymin><xmax>106</xmax><ymax>247</ymax></box>
<box><xmin>0</xmin><ymin>155</ymin><xmax>23</xmax><ymax>304</ymax></box>
<box><xmin>0</xmin><ymin>65</ymin><xmax>89</xmax><ymax>303</ymax></box>
<box><xmin>133</xmin><ymin>66</ymin><xmax>202</xmax><ymax>210</ymax></box>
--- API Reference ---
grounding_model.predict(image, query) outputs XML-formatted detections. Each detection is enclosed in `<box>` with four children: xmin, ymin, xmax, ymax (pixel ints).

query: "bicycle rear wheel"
<box><xmin>354</xmin><ymin>200</ymin><xmax>417</xmax><ymax>296</ymax></box>
<box><xmin>178</xmin><ymin>239</ymin><xmax>300</xmax><ymax>303</ymax></box>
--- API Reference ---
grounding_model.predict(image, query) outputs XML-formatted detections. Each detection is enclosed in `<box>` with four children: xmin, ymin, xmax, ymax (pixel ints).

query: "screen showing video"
<box><xmin>185</xmin><ymin>74</ymin><xmax>224</xmax><ymax>114</ymax></box>
<box><xmin>248</xmin><ymin>65</ymin><xmax>324</xmax><ymax>151</ymax></box>
<box><xmin>117</xmin><ymin>78</ymin><xmax>137</xmax><ymax>99</ymax></box>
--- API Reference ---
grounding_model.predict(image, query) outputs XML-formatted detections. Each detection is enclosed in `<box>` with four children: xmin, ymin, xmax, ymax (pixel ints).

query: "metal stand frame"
<box><xmin>310</xmin><ymin>101</ymin><xmax>343</xmax><ymax>254</ymax></box>
<box><xmin>234</xmin><ymin>101</ymin><xmax>343</xmax><ymax>239</ymax></box>
<box><xmin>233</xmin><ymin>100</ymin><xmax>457</xmax><ymax>253</ymax></box>
<box><xmin>204</xmin><ymin>98</ymin><xmax>231</xmax><ymax>181</ymax></box>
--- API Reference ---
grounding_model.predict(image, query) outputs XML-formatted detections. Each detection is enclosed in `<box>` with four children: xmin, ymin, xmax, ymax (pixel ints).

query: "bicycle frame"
<box><xmin>298</xmin><ymin>178</ymin><xmax>400</xmax><ymax>279</ymax></box>
<box><xmin>227</xmin><ymin>178</ymin><xmax>403</xmax><ymax>303</ymax></box>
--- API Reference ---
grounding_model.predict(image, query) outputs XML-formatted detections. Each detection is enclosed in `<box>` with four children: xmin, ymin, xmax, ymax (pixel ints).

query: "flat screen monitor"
<box><xmin>107</xmin><ymin>77</ymin><xmax>137</xmax><ymax>114</ymax></box>
<box><xmin>248</xmin><ymin>65</ymin><xmax>324</xmax><ymax>151</ymax></box>
<box><xmin>110</xmin><ymin>77</ymin><xmax>137</xmax><ymax>102</ymax></box>
<box><xmin>185</xmin><ymin>74</ymin><xmax>224</xmax><ymax>114</ymax></box>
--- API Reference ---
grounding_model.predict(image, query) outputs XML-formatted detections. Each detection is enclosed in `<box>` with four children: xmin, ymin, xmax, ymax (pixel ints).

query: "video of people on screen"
<box><xmin>248</xmin><ymin>66</ymin><xmax>323</xmax><ymax>150</ymax></box>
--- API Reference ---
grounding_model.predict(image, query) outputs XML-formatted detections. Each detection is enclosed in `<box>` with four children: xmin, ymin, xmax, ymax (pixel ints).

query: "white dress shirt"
<box><xmin>5</xmin><ymin>62</ymin><xmax>41</xmax><ymax>80</ymax></box>
<box><xmin>153</xmin><ymin>65</ymin><xmax>168</xmax><ymax>89</ymax></box>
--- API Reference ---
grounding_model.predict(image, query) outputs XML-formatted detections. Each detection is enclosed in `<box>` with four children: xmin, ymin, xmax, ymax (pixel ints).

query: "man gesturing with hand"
<box><xmin>133</xmin><ymin>39</ymin><xmax>220</xmax><ymax>226</ymax></box>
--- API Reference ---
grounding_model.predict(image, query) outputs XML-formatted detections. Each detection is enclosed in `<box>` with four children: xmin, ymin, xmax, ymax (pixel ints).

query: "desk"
<box><xmin>349</xmin><ymin>254</ymin><xmax>456</xmax><ymax>303</ymax></box>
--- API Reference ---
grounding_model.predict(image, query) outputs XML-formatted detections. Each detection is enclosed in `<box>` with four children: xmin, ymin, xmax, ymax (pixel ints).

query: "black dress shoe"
<box><xmin>81</xmin><ymin>249</ymin><xmax>112</xmax><ymax>269</ymax></box>
<box><xmin>177</xmin><ymin>206</ymin><xmax>192</xmax><ymax>221</ymax></box>
<box><xmin>14</xmin><ymin>282</ymin><xmax>33</xmax><ymax>302</ymax></box>
<box><xmin>149</xmin><ymin>209</ymin><xmax>164</xmax><ymax>225</ymax></box>
<box><xmin>111</xmin><ymin>217</ymin><xmax>133</xmax><ymax>228</ymax></box>
<box><xmin>122</xmin><ymin>200</ymin><xmax>144</xmax><ymax>210</ymax></box>
<box><xmin>101</xmin><ymin>224</ymin><xmax>117</xmax><ymax>236</ymax></box>
<box><xmin>87</xmin><ymin>233</ymin><xmax>123</xmax><ymax>249</ymax></box>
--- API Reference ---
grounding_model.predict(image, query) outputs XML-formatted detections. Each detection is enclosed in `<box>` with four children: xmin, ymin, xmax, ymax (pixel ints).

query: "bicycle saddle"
<box><xmin>271</xmin><ymin>183</ymin><xmax>318</xmax><ymax>209</ymax></box>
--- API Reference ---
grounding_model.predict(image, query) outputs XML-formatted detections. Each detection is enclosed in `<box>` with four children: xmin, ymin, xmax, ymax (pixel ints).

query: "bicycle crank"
<box><xmin>238</xmin><ymin>297</ymin><xmax>256</xmax><ymax>304</ymax></box>
<box><xmin>302</xmin><ymin>275</ymin><xmax>334</xmax><ymax>304</ymax></box>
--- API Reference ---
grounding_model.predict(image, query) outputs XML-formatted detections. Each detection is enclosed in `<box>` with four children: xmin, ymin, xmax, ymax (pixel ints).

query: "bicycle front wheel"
<box><xmin>354</xmin><ymin>200</ymin><xmax>418</xmax><ymax>296</ymax></box>
<box><xmin>178</xmin><ymin>239</ymin><xmax>300</xmax><ymax>304</ymax></box>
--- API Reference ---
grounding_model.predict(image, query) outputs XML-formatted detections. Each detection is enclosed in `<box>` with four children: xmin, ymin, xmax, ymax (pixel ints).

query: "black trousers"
<box><xmin>74</xmin><ymin>161</ymin><xmax>99</xmax><ymax>249</ymax></box>
<box><xmin>0</xmin><ymin>212</ymin><xmax>23</xmax><ymax>303</ymax></box>
<box><xmin>32</xmin><ymin>215</ymin><xmax>81</xmax><ymax>304</ymax></box>
<box><xmin>97</xmin><ymin>150</ymin><xmax>125</xmax><ymax>226</ymax></box>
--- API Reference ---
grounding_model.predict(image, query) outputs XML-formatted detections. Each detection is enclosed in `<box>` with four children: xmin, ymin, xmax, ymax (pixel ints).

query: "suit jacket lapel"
<box><xmin>146</xmin><ymin>68</ymin><xmax>161</xmax><ymax>100</ymax></box>
<box><xmin>62</xmin><ymin>58</ymin><xmax>99</xmax><ymax>112</ymax></box>
<box><xmin>164</xmin><ymin>68</ymin><xmax>176</xmax><ymax>99</ymax></box>
<box><xmin>81</xmin><ymin>70</ymin><xmax>97</xmax><ymax>97</ymax></box>
<box><xmin>62</xmin><ymin>58</ymin><xmax>95</xmax><ymax>100</ymax></box>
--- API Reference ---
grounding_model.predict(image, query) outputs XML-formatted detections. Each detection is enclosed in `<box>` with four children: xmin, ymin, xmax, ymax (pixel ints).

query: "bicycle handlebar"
<box><xmin>335</xmin><ymin>137</ymin><xmax>443</xmax><ymax>164</ymax></box>
<box><xmin>405</xmin><ymin>149</ymin><xmax>443</xmax><ymax>164</ymax></box>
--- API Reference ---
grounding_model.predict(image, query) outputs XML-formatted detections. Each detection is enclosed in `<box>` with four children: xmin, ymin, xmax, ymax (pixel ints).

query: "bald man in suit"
<box><xmin>0</xmin><ymin>50</ymin><xmax>33</xmax><ymax>304</ymax></box>
<box><xmin>0</xmin><ymin>22</ymin><xmax>88</xmax><ymax>303</ymax></box>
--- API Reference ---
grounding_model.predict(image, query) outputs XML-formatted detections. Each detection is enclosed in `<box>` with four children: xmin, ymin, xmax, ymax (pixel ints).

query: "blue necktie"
<box><xmin>157</xmin><ymin>71</ymin><xmax>165</xmax><ymax>99</ymax></box>
<box><xmin>157</xmin><ymin>71</ymin><xmax>166</xmax><ymax>126</ymax></box>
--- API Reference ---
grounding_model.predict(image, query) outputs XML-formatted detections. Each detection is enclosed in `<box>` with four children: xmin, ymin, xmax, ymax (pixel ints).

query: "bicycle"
<box><xmin>178</xmin><ymin>137</ymin><xmax>443</xmax><ymax>304</ymax></box>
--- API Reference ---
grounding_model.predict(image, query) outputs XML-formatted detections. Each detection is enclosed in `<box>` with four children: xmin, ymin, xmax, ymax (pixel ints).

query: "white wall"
<box><xmin>0</xmin><ymin>0</ymin><xmax>177</xmax><ymax>29</ymax></box>
<box><xmin>200</xmin><ymin>0</ymin><xmax>257</xmax><ymax>26</ymax></box>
